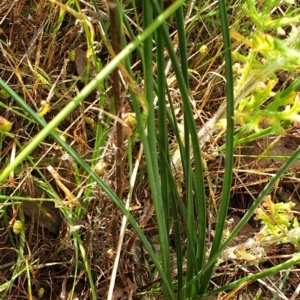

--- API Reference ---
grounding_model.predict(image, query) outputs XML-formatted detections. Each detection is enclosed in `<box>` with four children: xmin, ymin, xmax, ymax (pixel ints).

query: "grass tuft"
<box><xmin>1</xmin><ymin>0</ymin><xmax>300</xmax><ymax>299</ymax></box>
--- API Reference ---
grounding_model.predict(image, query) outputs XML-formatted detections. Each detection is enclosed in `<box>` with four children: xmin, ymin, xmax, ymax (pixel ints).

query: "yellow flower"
<box><xmin>13</xmin><ymin>220</ymin><xmax>23</xmax><ymax>234</ymax></box>
<box><xmin>0</xmin><ymin>116</ymin><xmax>12</xmax><ymax>132</ymax></box>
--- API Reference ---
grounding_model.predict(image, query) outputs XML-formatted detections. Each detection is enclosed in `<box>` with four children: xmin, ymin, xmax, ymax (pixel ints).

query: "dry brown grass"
<box><xmin>1</xmin><ymin>1</ymin><xmax>300</xmax><ymax>299</ymax></box>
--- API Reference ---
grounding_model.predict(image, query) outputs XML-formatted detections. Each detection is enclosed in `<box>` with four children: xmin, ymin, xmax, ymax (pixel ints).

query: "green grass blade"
<box><xmin>141</xmin><ymin>0</ymin><xmax>172</xmax><ymax>296</ymax></box>
<box><xmin>202</xmin><ymin>252</ymin><xmax>300</xmax><ymax>298</ymax></box>
<box><xmin>198</xmin><ymin>0</ymin><xmax>235</xmax><ymax>294</ymax></box>
<box><xmin>175</xmin><ymin>5</ymin><xmax>201</xmax><ymax>296</ymax></box>
<box><xmin>150</xmin><ymin>0</ymin><xmax>207</xmax><ymax>296</ymax></box>
<box><xmin>156</xmin><ymin>1</ymin><xmax>170</xmax><ymax>234</ymax></box>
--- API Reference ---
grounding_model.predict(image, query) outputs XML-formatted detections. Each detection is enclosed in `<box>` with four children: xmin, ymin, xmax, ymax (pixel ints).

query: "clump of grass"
<box><xmin>1</xmin><ymin>0</ymin><xmax>300</xmax><ymax>299</ymax></box>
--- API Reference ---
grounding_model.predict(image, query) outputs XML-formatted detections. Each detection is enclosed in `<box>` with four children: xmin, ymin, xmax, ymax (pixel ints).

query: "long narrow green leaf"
<box><xmin>150</xmin><ymin>1</ymin><xmax>207</xmax><ymax>296</ymax></box>
<box><xmin>199</xmin><ymin>0</ymin><xmax>234</xmax><ymax>294</ymax></box>
<box><xmin>161</xmin><ymin>49</ymin><xmax>184</xmax><ymax>300</ymax></box>
<box><xmin>143</xmin><ymin>0</ymin><xmax>173</xmax><ymax>296</ymax></box>
<box><xmin>156</xmin><ymin>1</ymin><xmax>170</xmax><ymax>234</ymax></box>
<box><xmin>173</xmin><ymin>5</ymin><xmax>199</xmax><ymax>297</ymax></box>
